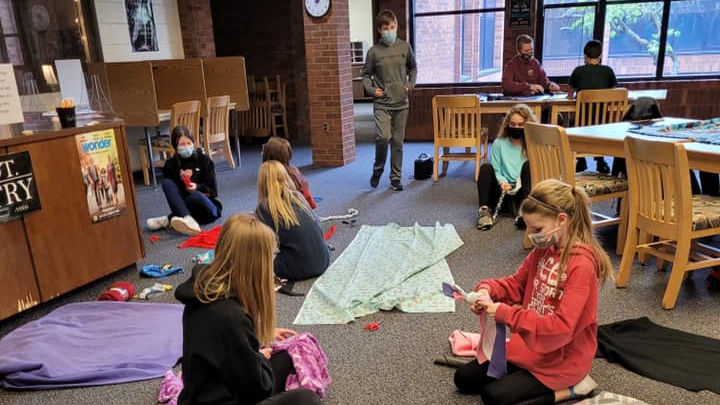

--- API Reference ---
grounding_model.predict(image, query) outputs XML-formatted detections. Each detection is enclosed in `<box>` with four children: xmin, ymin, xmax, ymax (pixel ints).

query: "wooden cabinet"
<box><xmin>0</xmin><ymin>121</ymin><xmax>144</xmax><ymax>319</ymax></box>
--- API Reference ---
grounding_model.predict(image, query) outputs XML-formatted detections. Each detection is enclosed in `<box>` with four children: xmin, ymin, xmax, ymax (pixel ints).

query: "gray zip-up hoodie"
<box><xmin>361</xmin><ymin>38</ymin><xmax>418</xmax><ymax>110</ymax></box>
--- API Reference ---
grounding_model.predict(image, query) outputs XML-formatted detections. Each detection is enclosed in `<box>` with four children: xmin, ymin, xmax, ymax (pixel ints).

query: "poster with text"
<box><xmin>75</xmin><ymin>129</ymin><xmax>126</xmax><ymax>223</ymax></box>
<box><xmin>510</xmin><ymin>0</ymin><xmax>531</xmax><ymax>28</ymax></box>
<box><xmin>125</xmin><ymin>0</ymin><xmax>159</xmax><ymax>52</ymax></box>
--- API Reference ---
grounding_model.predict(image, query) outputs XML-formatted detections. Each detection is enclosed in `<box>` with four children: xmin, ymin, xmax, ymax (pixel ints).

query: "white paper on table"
<box><xmin>55</xmin><ymin>59</ymin><xmax>88</xmax><ymax>109</ymax></box>
<box><xmin>0</xmin><ymin>64</ymin><xmax>24</xmax><ymax>125</ymax></box>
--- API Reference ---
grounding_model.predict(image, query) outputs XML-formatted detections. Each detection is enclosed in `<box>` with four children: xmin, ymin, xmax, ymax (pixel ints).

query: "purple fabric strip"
<box><xmin>0</xmin><ymin>301</ymin><xmax>183</xmax><ymax>389</ymax></box>
<box><xmin>487</xmin><ymin>322</ymin><xmax>507</xmax><ymax>379</ymax></box>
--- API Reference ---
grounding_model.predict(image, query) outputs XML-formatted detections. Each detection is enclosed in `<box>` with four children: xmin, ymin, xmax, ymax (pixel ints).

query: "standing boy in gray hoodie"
<box><xmin>362</xmin><ymin>10</ymin><xmax>417</xmax><ymax>191</ymax></box>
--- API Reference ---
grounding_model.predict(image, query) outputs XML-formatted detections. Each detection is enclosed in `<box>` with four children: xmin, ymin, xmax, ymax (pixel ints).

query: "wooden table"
<box><xmin>550</xmin><ymin>89</ymin><xmax>668</xmax><ymax>124</ymax></box>
<box><xmin>565</xmin><ymin>118</ymin><xmax>720</xmax><ymax>173</ymax></box>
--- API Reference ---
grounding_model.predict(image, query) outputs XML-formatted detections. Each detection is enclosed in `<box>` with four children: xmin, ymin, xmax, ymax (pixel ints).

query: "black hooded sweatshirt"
<box><xmin>163</xmin><ymin>150</ymin><xmax>222</xmax><ymax>215</ymax></box>
<box><xmin>175</xmin><ymin>265</ymin><xmax>274</xmax><ymax>405</ymax></box>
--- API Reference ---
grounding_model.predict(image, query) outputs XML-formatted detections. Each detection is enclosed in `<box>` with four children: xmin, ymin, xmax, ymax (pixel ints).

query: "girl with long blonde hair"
<box><xmin>175</xmin><ymin>213</ymin><xmax>320</xmax><ymax>405</ymax></box>
<box><xmin>256</xmin><ymin>161</ymin><xmax>330</xmax><ymax>281</ymax></box>
<box><xmin>455</xmin><ymin>179</ymin><xmax>609</xmax><ymax>405</ymax></box>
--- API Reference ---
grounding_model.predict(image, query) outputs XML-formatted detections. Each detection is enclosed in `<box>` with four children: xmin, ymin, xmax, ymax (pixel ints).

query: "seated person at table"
<box><xmin>568</xmin><ymin>40</ymin><xmax>617</xmax><ymax>174</ymax></box>
<box><xmin>146</xmin><ymin>126</ymin><xmax>222</xmax><ymax>236</ymax></box>
<box><xmin>255</xmin><ymin>161</ymin><xmax>330</xmax><ymax>281</ymax></box>
<box><xmin>175</xmin><ymin>213</ymin><xmax>321</xmax><ymax>405</ymax></box>
<box><xmin>502</xmin><ymin>35</ymin><xmax>560</xmax><ymax>97</ymax></box>
<box><xmin>699</xmin><ymin>172</ymin><xmax>720</xmax><ymax>197</ymax></box>
<box><xmin>476</xmin><ymin>104</ymin><xmax>538</xmax><ymax>231</ymax></box>
<box><xmin>262</xmin><ymin>137</ymin><xmax>318</xmax><ymax>209</ymax></box>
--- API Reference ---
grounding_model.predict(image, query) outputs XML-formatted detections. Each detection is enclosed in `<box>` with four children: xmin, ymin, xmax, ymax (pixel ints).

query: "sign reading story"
<box><xmin>0</xmin><ymin>151</ymin><xmax>41</xmax><ymax>223</ymax></box>
<box><xmin>75</xmin><ymin>129</ymin><xmax>127</xmax><ymax>223</ymax></box>
<box><xmin>509</xmin><ymin>0</ymin><xmax>531</xmax><ymax>28</ymax></box>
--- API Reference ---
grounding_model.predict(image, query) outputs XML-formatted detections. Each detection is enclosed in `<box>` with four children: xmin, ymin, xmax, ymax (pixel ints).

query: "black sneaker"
<box><xmin>596</xmin><ymin>158</ymin><xmax>611</xmax><ymax>174</ymax></box>
<box><xmin>514</xmin><ymin>215</ymin><xmax>526</xmax><ymax>230</ymax></box>
<box><xmin>370</xmin><ymin>173</ymin><xmax>381</xmax><ymax>188</ymax></box>
<box><xmin>390</xmin><ymin>180</ymin><xmax>404</xmax><ymax>191</ymax></box>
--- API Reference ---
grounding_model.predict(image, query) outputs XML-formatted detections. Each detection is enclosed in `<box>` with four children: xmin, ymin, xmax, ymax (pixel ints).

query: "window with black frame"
<box><xmin>540</xmin><ymin>0</ymin><xmax>720</xmax><ymax>79</ymax></box>
<box><xmin>413</xmin><ymin>0</ymin><xmax>506</xmax><ymax>85</ymax></box>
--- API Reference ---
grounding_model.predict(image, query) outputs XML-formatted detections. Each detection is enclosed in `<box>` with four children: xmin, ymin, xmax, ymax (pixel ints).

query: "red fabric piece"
<box><xmin>98</xmin><ymin>281</ymin><xmax>135</xmax><ymax>301</ymax></box>
<box><xmin>178</xmin><ymin>226</ymin><xmax>222</xmax><ymax>249</ymax></box>
<box><xmin>475</xmin><ymin>244</ymin><xmax>600</xmax><ymax>390</ymax></box>
<box><xmin>323</xmin><ymin>225</ymin><xmax>336</xmax><ymax>241</ymax></box>
<box><xmin>149</xmin><ymin>235</ymin><xmax>161</xmax><ymax>243</ymax></box>
<box><xmin>364</xmin><ymin>322</ymin><xmax>381</xmax><ymax>331</ymax></box>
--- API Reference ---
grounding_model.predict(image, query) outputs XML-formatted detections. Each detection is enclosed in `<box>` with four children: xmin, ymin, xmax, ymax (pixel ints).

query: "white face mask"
<box><xmin>528</xmin><ymin>225</ymin><xmax>560</xmax><ymax>249</ymax></box>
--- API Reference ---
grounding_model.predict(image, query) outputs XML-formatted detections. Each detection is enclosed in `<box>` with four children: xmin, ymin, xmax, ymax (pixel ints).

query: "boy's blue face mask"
<box><xmin>382</xmin><ymin>29</ymin><xmax>397</xmax><ymax>45</ymax></box>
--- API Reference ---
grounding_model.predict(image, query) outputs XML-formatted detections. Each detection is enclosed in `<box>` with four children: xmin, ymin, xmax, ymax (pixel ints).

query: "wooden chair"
<box><xmin>574</xmin><ymin>88</ymin><xmax>629</xmax><ymax>164</ymax></box>
<box><xmin>238</xmin><ymin>75</ymin><xmax>272</xmax><ymax>137</ymax></box>
<box><xmin>524</xmin><ymin>122</ymin><xmax>629</xmax><ymax>254</ymax></box>
<box><xmin>204</xmin><ymin>95</ymin><xmax>235</xmax><ymax>169</ymax></box>
<box><xmin>266</xmin><ymin>75</ymin><xmax>288</xmax><ymax>137</ymax></box>
<box><xmin>618</xmin><ymin>136</ymin><xmax>720</xmax><ymax>309</ymax></box>
<box><xmin>431</xmin><ymin>94</ymin><xmax>488</xmax><ymax>181</ymax></box>
<box><xmin>139</xmin><ymin>100</ymin><xmax>201</xmax><ymax>185</ymax></box>
<box><xmin>575</xmin><ymin>88</ymin><xmax>629</xmax><ymax>126</ymax></box>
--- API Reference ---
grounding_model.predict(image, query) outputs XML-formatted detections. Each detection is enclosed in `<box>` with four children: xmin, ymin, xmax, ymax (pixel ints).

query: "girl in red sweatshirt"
<box><xmin>455</xmin><ymin>179</ymin><xmax>611</xmax><ymax>404</ymax></box>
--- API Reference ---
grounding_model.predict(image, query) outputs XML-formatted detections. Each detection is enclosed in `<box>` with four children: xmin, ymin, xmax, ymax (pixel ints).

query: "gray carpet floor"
<box><xmin>1</xmin><ymin>103</ymin><xmax>719</xmax><ymax>405</ymax></box>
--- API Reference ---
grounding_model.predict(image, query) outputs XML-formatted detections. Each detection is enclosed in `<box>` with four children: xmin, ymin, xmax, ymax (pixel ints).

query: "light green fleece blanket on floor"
<box><xmin>293</xmin><ymin>222</ymin><xmax>463</xmax><ymax>325</ymax></box>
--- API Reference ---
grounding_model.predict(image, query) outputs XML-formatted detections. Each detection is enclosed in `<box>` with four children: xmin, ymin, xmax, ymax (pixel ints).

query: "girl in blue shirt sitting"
<box><xmin>476</xmin><ymin>104</ymin><xmax>538</xmax><ymax>230</ymax></box>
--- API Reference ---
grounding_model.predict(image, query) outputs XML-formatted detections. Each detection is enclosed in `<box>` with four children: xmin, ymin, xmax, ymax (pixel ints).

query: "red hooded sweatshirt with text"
<box><xmin>475</xmin><ymin>244</ymin><xmax>600</xmax><ymax>390</ymax></box>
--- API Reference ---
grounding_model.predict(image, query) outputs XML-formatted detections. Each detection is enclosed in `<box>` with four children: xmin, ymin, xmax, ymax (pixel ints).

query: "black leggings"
<box><xmin>258</xmin><ymin>352</ymin><xmax>321</xmax><ymax>405</ymax></box>
<box><xmin>476</xmin><ymin>162</ymin><xmax>531</xmax><ymax>213</ymax></box>
<box><xmin>454</xmin><ymin>359</ymin><xmax>554</xmax><ymax>405</ymax></box>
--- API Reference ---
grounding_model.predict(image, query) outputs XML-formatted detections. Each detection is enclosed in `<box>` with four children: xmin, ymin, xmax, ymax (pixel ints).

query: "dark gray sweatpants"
<box><xmin>373</xmin><ymin>107</ymin><xmax>408</xmax><ymax>182</ymax></box>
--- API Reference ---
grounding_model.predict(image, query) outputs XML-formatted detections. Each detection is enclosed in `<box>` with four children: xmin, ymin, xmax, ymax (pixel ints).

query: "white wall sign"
<box><xmin>0</xmin><ymin>64</ymin><xmax>24</xmax><ymax>125</ymax></box>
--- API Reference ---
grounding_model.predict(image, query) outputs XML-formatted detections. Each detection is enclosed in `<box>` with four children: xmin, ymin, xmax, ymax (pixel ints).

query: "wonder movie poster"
<box><xmin>76</xmin><ymin>129</ymin><xmax>127</xmax><ymax>223</ymax></box>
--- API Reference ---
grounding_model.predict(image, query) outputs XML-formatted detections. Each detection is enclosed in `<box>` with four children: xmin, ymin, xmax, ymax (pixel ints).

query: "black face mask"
<box><xmin>507</xmin><ymin>127</ymin><xmax>524</xmax><ymax>140</ymax></box>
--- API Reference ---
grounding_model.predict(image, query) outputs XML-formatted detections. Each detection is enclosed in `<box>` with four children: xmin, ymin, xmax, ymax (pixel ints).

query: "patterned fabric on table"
<box><xmin>691</xmin><ymin>195</ymin><xmax>720</xmax><ymax>231</ymax></box>
<box><xmin>139</xmin><ymin>136</ymin><xmax>172</xmax><ymax>147</ymax></box>
<box><xmin>293</xmin><ymin>223</ymin><xmax>464</xmax><ymax>325</ymax></box>
<box><xmin>575</xmin><ymin>391</ymin><xmax>651</xmax><ymax>405</ymax></box>
<box><xmin>575</xmin><ymin>172</ymin><xmax>628</xmax><ymax>197</ymax></box>
<box><xmin>628</xmin><ymin>117</ymin><xmax>720</xmax><ymax>144</ymax></box>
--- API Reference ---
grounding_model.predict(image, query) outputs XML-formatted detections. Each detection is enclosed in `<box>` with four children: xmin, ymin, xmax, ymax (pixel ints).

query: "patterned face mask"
<box><xmin>528</xmin><ymin>225</ymin><xmax>559</xmax><ymax>249</ymax></box>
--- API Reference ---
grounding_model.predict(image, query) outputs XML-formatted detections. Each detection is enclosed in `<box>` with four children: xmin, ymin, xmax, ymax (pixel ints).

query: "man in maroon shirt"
<box><xmin>502</xmin><ymin>35</ymin><xmax>560</xmax><ymax>96</ymax></box>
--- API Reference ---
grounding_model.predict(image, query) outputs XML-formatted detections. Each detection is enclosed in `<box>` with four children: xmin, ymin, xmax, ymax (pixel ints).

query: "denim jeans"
<box><xmin>161</xmin><ymin>178</ymin><xmax>219</xmax><ymax>224</ymax></box>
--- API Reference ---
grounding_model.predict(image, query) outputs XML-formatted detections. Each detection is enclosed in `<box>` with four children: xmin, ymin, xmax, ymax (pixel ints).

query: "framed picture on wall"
<box><xmin>125</xmin><ymin>0</ymin><xmax>159</xmax><ymax>52</ymax></box>
<box><xmin>509</xmin><ymin>0</ymin><xmax>531</xmax><ymax>28</ymax></box>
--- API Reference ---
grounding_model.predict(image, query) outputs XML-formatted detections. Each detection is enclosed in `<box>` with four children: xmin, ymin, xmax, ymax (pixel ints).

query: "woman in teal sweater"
<box><xmin>476</xmin><ymin>104</ymin><xmax>537</xmax><ymax>230</ymax></box>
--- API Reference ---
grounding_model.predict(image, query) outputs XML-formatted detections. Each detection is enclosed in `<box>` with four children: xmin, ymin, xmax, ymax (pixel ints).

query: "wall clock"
<box><xmin>305</xmin><ymin>0</ymin><xmax>331</xmax><ymax>18</ymax></box>
<box><xmin>31</xmin><ymin>4</ymin><xmax>51</xmax><ymax>32</ymax></box>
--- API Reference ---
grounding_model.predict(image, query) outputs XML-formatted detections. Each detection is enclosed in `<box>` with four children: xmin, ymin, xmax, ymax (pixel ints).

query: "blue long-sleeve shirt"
<box><xmin>490</xmin><ymin>138</ymin><xmax>526</xmax><ymax>185</ymax></box>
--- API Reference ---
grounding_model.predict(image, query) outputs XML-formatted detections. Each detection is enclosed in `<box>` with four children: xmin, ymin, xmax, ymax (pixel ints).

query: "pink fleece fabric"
<box><xmin>448</xmin><ymin>330</ymin><xmax>480</xmax><ymax>357</ymax></box>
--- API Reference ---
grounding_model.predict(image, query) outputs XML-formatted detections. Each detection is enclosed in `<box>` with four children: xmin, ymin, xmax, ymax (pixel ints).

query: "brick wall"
<box><xmin>177</xmin><ymin>0</ymin><xmax>215</xmax><ymax>59</ymax></box>
<box><xmin>303</xmin><ymin>0</ymin><xmax>356</xmax><ymax>166</ymax></box>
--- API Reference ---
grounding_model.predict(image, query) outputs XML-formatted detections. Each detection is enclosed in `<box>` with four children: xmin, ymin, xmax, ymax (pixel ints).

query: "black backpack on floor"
<box><xmin>414</xmin><ymin>153</ymin><xmax>433</xmax><ymax>180</ymax></box>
